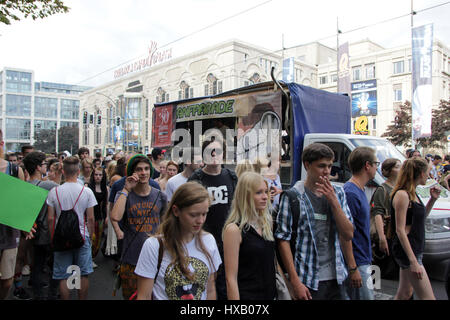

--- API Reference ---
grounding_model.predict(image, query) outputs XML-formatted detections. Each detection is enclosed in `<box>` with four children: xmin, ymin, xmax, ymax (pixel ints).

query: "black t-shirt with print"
<box><xmin>188</xmin><ymin>168</ymin><xmax>237</xmax><ymax>252</ymax></box>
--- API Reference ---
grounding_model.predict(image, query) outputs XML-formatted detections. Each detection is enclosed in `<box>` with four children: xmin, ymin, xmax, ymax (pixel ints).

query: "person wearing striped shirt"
<box><xmin>275</xmin><ymin>143</ymin><xmax>354</xmax><ymax>300</ymax></box>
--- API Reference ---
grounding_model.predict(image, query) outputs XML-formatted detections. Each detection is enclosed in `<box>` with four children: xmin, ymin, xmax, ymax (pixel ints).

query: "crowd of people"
<box><xmin>1</xmin><ymin>126</ymin><xmax>449</xmax><ymax>301</ymax></box>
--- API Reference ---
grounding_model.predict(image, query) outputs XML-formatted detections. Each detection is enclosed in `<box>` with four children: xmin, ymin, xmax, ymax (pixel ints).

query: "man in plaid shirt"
<box><xmin>275</xmin><ymin>143</ymin><xmax>354</xmax><ymax>300</ymax></box>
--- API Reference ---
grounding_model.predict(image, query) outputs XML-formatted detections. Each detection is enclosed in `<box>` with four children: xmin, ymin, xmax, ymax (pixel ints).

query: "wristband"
<box><xmin>118</xmin><ymin>191</ymin><xmax>128</xmax><ymax>198</ymax></box>
<box><xmin>349</xmin><ymin>266</ymin><xmax>358</xmax><ymax>274</ymax></box>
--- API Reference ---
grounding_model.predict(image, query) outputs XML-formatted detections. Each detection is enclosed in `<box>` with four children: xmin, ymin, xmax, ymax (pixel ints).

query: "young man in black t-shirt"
<box><xmin>188</xmin><ymin>139</ymin><xmax>237</xmax><ymax>300</ymax></box>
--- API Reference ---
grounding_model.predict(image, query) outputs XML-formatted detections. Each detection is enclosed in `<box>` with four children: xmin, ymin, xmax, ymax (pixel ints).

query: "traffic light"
<box><xmin>116</xmin><ymin>116</ymin><xmax>121</xmax><ymax>126</ymax></box>
<box><xmin>83</xmin><ymin>111</ymin><xmax>88</xmax><ymax>124</ymax></box>
<box><xmin>97</xmin><ymin>114</ymin><xmax>102</xmax><ymax>125</ymax></box>
<box><xmin>89</xmin><ymin>113</ymin><xmax>94</xmax><ymax>124</ymax></box>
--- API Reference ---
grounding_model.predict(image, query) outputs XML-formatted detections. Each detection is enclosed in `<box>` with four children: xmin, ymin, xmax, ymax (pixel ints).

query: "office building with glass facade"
<box><xmin>0</xmin><ymin>67</ymin><xmax>91</xmax><ymax>152</ymax></box>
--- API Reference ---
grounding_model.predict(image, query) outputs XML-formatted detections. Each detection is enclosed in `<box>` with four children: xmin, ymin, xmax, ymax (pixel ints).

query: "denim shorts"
<box><xmin>53</xmin><ymin>238</ymin><xmax>93</xmax><ymax>280</ymax></box>
<box><xmin>394</xmin><ymin>253</ymin><xmax>423</xmax><ymax>270</ymax></box>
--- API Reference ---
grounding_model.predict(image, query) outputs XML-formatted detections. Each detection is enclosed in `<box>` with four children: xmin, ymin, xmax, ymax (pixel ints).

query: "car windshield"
<box><xmin>350</xmin><ymin>138</ymin><xmax>406</xmax><ymax>175</ymax></box>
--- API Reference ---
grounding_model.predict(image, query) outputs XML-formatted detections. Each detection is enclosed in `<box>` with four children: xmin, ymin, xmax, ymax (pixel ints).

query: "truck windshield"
<box><xmin>349</xmin><ymin>138</ymin><xmax>406</xmax><ymax>173</ymax></box>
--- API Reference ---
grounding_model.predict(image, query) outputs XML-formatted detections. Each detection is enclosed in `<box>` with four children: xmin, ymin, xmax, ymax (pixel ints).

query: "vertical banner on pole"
<box><xmin>338</xmin><ymin>42</ymin><xmax>351</xmax><ymax>96</ymax></box>
<box><xmin>412</xmin><ymin>24</ymin><xmax>433</xmax><ymax>139</ymax></box>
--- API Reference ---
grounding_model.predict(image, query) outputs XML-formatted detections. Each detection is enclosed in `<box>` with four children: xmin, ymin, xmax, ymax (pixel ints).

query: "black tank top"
<box><xmin>391</xmin><ymin>191</ymin><xmax>426</xmax><ymax>258</ymax></box>
<box><xmin>237</xmin><ymin>224</ymin><xmax>276</xmax><ymax>300</ymax></box>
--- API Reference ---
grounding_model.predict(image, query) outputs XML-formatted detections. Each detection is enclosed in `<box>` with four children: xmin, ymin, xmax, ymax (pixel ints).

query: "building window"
<box><xmin>5</xmin><ymin>118</ymin><xmax>31</xmax><ymax>140</ymax></box>
<box><xmin>205</xmin><ymin>73</ymin><xmax>222</xmax><ymax>96</ymax></box>
<box><xmin>5</xmin><ymin>70</ymin><xmax>32</xmax><ymax>93</ymax></box>
<box><xmin>6</xmin><ymin>94</ymin><xmax>31</xmax><ymax>116</ymax></box>
<box><xmin>352</xmin><ymin>66</ymin><xmax>361</xmax><ymax>81</ymax></box>
<box><xmin>60</xmin><ymin>121</ymin><xmax>78</xmax><ymax>128</ymax></box>
<box><xmin>60</xmin><ymin>99</ymin><xmax>79</xmax><ymax>120</ymax></box>
<box><xmin>373</xmin><ymin>118</ymin><xmax>376</xmax><ymax>130</ymax></box>
<box><xmin>249</xmin><ymin>73</ymin><xmax>261</xmax><ymax>84</ymax></box>
<box><xmin>34</xmin><ymin>120</ymin><xmax>57</xmax><ymax>136</ymax></box>
<box><xmin>178</xmin><ymin>81</ymin><xmax>191</xmax><ymax>100</ymax></box>
<box><xmin>393</xmin><ymin>61</ymin><xmax>404</xmax><ymax>74</ymax></box>
<box><xmin>34</xmin><ymin>97</ymin><xmax>58</xmax><ymax>118</ymax></box>
<box><xmin>83</xmin><ymin>127</ymin><xmax>89</xmax><ymax>145</ymax></box>
<box><xmin>156</xmin><ymin>87</ymin><xmax>169</xmax><ymax>103</ymax></box>
<box><xmin>408</xmin><ymin>58</ymin><xmax>412</xmax><ymax>72</ymax></box>
<box><xmin>331</xmin><ymin>74</ymin><xmax>338</xmax><ymax>83</ymax></box>
<box><xmin>295</xmin><ymin>68</ymin><xmax>302</xmax><ymax>82</ymax></box>
<box><xmin>319</xmin><ymin>75</ymin><xmax>328</xmax><ymax>85</ymax></box>
<box><xmin>365</xmin><ymin>63</ymin><xmax>375</xmax><ymax>79</ymax></box>
<box><xmin>393</xmin><ymin>84</ymin><xmax>402</xmax><ymax>101</ymax></box>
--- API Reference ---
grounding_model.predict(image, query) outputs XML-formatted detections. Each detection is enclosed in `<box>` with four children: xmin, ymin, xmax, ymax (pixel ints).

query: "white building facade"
<box><xmin>79</xmin><ymin>38</ymin><xmax>450</xmax><ymax>155</ymax></box>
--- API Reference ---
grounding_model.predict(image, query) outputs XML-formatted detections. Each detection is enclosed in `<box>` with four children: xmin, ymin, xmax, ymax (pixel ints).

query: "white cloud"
<box><xmin>0</xmin><ymin>0</ymin><xmax>448</xmax><ymax>87</ymax></box>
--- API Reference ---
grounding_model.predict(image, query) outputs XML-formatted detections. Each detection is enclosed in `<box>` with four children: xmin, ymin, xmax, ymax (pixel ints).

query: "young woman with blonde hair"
<box><xmin>135</xmin><ymin>182</ymin><xmax>222</xmax><ymax>300</ymax></box>
<box><xmin>391</xmin><ymin>157</ymin><xmax>441</xmax><ymax>300</ymax></box>
<box><xmin>223</xmin><ymin>171</ymin><xmax>276</xmax><ymax>300</ymax></box>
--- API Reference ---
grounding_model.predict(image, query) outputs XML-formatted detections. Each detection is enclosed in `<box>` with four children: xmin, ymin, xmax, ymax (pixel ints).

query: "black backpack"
<box><xmin>52</xmin><ymin>186</ymin><xmax>86</xmax><ymax>252</ymax></box>
<box><xmin>272</xmin><ymin>188</ymin><xmax>300</xmax><ymax>273</ymax></box>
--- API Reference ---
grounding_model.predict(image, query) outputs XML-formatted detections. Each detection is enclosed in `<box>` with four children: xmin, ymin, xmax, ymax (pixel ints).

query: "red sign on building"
<box><xmin>152</xmin><ymin>105</ymin><xmax>174</xmax><ymax>147</ymax></box>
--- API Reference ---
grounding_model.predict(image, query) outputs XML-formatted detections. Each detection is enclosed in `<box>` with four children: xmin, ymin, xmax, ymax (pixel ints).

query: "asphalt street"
<box><xmin>8</xmin><ymin>249</ymin><xmax>448</xmax><ymax>300</ymax></box>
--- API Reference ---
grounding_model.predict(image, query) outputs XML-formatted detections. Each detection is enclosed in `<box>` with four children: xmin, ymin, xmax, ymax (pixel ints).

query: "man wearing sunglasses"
<box><xmin>341</xmin><ymin>146</ymin><xmax>379</xmax><ymax>300</ymax></box>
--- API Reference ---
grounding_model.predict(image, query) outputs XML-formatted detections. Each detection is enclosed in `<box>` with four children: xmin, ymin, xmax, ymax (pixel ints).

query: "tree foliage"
<box><xmin>58</xmin><ymin>125</ymin><xmax>79</xmax><ymax>153</ymax></box>
<box><xmin>382</xmin><ymin>99</ymin><xmax>450</xmax><ymax>149</ymax></box>
<box><xmin>382</xmin><ymin>101</ymin><xmax>412</xmax><ymax>147</ymax></box>
<box><xmin>0</xmin><ymin>0</ymin><xmax>69</xmax><ymax>25</ymax></box>
<box><xmin>33</xmin><ymin>128</ymin><xmax>56</xmax><ymax>154</ymax></box>
<box><xmin>33</xmin><ymin>126</ymin><xmax>78</xmax><ymax>154</ymax></box>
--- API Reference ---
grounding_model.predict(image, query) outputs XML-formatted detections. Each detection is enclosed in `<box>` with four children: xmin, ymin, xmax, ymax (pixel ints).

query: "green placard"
<box><xmin>0</xmin><ymin>172</ymin><xmax>49</xmax><ymax>232</ymax></box>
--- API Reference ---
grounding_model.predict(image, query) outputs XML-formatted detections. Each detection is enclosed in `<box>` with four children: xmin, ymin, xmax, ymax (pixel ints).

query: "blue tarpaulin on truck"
<box><xmin>287</xmin><ymin>83</ymin><xmax>351</xmax><ymax>184</ymax></box>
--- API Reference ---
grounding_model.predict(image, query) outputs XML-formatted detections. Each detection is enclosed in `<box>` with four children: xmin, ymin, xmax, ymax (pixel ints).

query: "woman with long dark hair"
<box><xmin>88</xmin><ymin>167</ymin><xmax>109</xmax><ymax>261</ymax></box>
<box><xmin>391</xmin><ymin>157</ymin><xmax>441</xmax><ymax>300</ymax></box>
<box><xmin>135</xmin><ymin>182</ymin><xmax>221</xmax><ymax>300</ymax></box>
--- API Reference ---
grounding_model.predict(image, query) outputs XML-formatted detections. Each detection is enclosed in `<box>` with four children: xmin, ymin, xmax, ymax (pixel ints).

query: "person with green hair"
<box><xmin>110</xmin><ymin>154</ymin><xmax>168</xmax><ymax>300</ymax></box>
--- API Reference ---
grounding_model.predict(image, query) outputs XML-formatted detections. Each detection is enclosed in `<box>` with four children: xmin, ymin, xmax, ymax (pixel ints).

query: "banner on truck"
<box><xmin>412</xmin><ymin>23</ymin><xmax>434</xmax><ymax>139</ymax></box>
<box><xmin>236</xmin><ymin>91</ymin><xmax>282</xmax><ymax>162</ymax></box>
<box><xmin>175</xmin><ymin>99</ymin><xmax>237</xmax><ymax>122</ymax></box>
<box><xmin>152</xmin><ymin>104</ymin><xmax>175</xmax><ymax>147</ymax></box>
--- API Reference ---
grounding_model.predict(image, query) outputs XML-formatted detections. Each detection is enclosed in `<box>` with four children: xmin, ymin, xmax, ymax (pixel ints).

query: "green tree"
<box><xmin>0</xmin><ymin>0</ymin><xmax>69</xmax><ymax>25</ymax></box>
<box><xmin>58</xmin><ymin>125</ymin><xmax>79</xmax><ymax>154</ymax></box>
<box><xmin>382</xmin><ymin>99</ymin><xmax>450</xmax><ymax>149</ymax></box>
<box><xmin>34</xmin><ymin>128</ymin><xmax>56</xmax><ymax>154</ymax></box>
<box><xmin>382</xmin><ymin>101</ymin><xmax>412</xmax><ymax>148</ymax></box>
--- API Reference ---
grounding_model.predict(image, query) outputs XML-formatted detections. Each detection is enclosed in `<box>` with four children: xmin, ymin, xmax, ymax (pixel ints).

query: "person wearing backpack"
<box><xmin>370</xmin><ymin>158</ymin><xmax>401</xmax><ymax>280</ymax></box>
<box><xmin>46</xmin><ymin>156</ymin><xmax>97</xmax><ymax>300</ymax></box>
<box><xmin>274</xmin><ymin>143</ymin><xmax>354</xmax><ymax>300</ymax></box>
<box><xmin>187</xmin><ymin>139</ymin><xmax>238</xmax><ymax>300</ymax></box>
<box><xmin>23</xmin><ymin>151</ymin><xmax>60</xmax><ymax>300</ymax></box>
